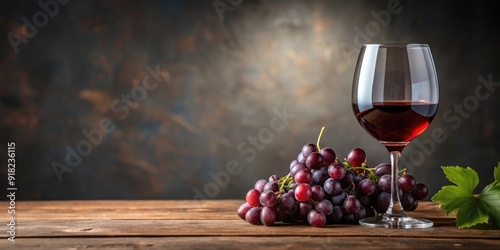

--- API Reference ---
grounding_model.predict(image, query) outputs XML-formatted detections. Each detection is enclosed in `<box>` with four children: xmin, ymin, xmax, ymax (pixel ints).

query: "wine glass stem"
<box><xmin>386</xmin><ymin>151</ymin><xmax>406</xmax><ymax>217</ymax></box>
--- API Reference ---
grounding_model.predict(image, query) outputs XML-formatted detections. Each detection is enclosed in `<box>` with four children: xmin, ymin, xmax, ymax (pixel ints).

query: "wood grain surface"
<box><xmin>0</xmin><ymin>200</ymin><xmax>499</xmax><ymax>249</ymax></box>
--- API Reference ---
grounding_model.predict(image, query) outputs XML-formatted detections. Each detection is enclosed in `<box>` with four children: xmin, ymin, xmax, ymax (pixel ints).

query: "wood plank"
<box><xmin>1</xmin><ymin>237</ymin><xmax>499</xmax><ymax>249</ymax></box>
<box><xmin>14</xmin><ymin>219</ymin><xmax>499</xmax><ymax>239</ymax></box>
<box><xmin>2</xmin><ymin>200</ymin><xmax>449</xmax><ymax>221</ymax></box>
<box><xmin>6</xmin><ymin>200</ymin><xmax>238</xmax><ymax>220</ymax></box>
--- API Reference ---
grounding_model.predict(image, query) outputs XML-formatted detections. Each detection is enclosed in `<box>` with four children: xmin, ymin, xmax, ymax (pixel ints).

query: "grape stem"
<box><xmin>339</xmin><ymin>160</ymin><xmax>407</xmax><ymax>183</ymax></box>
<box><xmin>316</xmin><ymin>126</ymin><xmax>326</xmax><ymax>151</ymax></box>
<box><xmin>277</xmin><ymin>174</ymin><xmax>294</xmax><ymax>195</ymax></box>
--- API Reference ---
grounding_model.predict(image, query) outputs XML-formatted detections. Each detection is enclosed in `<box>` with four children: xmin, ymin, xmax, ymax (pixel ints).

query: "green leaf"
<box><xmin>431</xmin><ymin>166</ymin><xmax>484</xmax><ymax>228</ymax></box>
<box><xmin>480</xmin><ymin>180</ymin><xmax>500</xmax><ymax>228</ymax></box>
<box><xmin>442</xmin><ymin>166</ymin><xmax>479</xmax><ymax>193</ymax></box>
<box><xmin>433</xmin><ymin>164</ymin><xmax>500</xmax><ymax>229</ymax></box>
<box><xmin>432</xmin><ymin>186</ymin><xmax>473</xmax><ymax>215</ymax></box>
<box><xmin>455</xmin><ymin>197</ymin><xmax>489</xmax><ymax>228</ymax></box>
<box><xmin>494</xmin><ymin>163</ymin><xmax>500</xmax><ymax>181</ymax></box>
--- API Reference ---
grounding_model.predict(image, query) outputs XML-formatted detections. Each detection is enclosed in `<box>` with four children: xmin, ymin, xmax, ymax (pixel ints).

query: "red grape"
<box><xmin>246</xmin><ymin>189</ymin><xmax>261</xmax><ymax>207</ymax></box>
<box><xmin>347</xmin><ymin>148</ymin><xmax>366</xmax><ymax>167</ymax></box>
<box><xmin>295</xmin><ymin>168</ymin><xmax>313</xmax><ymax>184</ymax></box>
<box><xmin>294</xmin><ymin>183</ymin><xmax>312</xmax><ymax>202</ymax></box>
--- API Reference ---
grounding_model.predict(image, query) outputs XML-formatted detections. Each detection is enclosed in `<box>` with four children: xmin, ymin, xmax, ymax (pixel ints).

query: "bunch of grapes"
<box><xmin>237</xmin><ymin>129</ymin><xmax>429</xmax><ymax>227</ymax></box>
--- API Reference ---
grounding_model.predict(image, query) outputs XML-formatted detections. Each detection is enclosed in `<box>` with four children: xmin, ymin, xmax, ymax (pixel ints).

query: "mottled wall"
<box><xmin>0</xmin><ymin>0</ymin><xmax>499</xmax><ymax>200</ymax></box>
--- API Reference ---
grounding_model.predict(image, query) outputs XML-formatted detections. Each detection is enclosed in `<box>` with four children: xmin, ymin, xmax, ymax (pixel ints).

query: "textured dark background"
<box><xmin>1</xmin><ymin>0</ymin><xmax>499</xmax><ymax>200</ymax></box>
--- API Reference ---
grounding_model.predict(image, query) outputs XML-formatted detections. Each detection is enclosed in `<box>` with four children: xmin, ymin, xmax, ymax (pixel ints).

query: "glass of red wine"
<box><xmin>352</xmin><ymin>43</ymin><xmax>438</xmax><ymax>228</ymax></box>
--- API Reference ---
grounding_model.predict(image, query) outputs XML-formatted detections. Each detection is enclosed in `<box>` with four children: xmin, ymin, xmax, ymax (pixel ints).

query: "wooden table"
<box><xmin>1</xmin><ymin>200</ymin><xmax>498</xmax><ymax>249</ymax></box>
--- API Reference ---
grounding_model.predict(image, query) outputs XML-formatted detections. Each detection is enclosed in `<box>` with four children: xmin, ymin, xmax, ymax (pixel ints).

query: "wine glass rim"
<box><xmin>362</xmin><ymin>43</ymin><xmax>429</xmax><ymax>48</ymax></box>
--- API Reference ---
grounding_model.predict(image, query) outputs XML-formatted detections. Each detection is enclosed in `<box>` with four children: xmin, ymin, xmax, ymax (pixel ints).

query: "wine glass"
<box><xmin>352</xmin><ymin>43</ymin><xmax>438</xmax><ymax>228</ymax></box>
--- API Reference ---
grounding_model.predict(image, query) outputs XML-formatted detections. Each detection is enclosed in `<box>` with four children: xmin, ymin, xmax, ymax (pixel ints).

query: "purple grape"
<box><xmin>328</xmin><ymin>162</ymin><xmax>346</xmax><ymax>180</ymax></box>
<box><xmin>358</xmin><ymin>179</ymin><xmax>376</xmax><ymax>196</ymax></box>
<box><xmin>374</xmin><ymin>163</ymin><xmax>391</xmax><ymax>177</ymax></box>
<box><xmin>320</xmin><ymin>147</ymin><xmax>336</xmax><ymax>165</ymax></box>
<box><xmin>305</xmin><ymin>152</ymin><xmax>324</xmax><ymax>170</ymax></box>
<box><xmin>260</xmin><ymin>206</ymin><xmax>276</xmax><ymax>226</ymax></box>
<box><xmin>259</xmin><ymin>190</ymin><xmax>277</xmax><ymax>207</ymax></box>
<box><xmin>307</xmin><ymin>210</ymin><xmax>326</xmax><ymax>227</ymax></box>
<box><xmin>329</xmin><ymin>205</ymin><xmax>343</xmax><ymax>223</ymax></box>
<box><xmin>411</xmin><ymin>183</ymin><xmax>429</xmax><ymax>200</ymax></box>
<box><xmin>275</xmin><ymin>207</ymin><xmax>287</xmax><ymax>222</ymax></box>
<box><xmin>401</xmin><ymin>192</ymin><xmax>415</xmax><ymax>211</ymax></box>
<box><xmin>312</xmin><ymin>168</ymin><xmax>329</xmax><ymax>186</ymax></box>
<box><xmin>290</xmin><ymin>159</ymin><xmax>298</xmax><ymax>169</ymax></box>
<box><xmin>358</xmin><ymin>195</ymin><xmax>372</xmax><ymax>209</ymax></box>
<box><xmin>278</xmin><ymin>192</ymin><xmax>295</xmax><ymax>210</ymax></box>
<box><xmin>269</xmin><ymin>175</ymin><xmax>279</xmax><ymax>182</ymax></box>
<box><xmin>375</xmin><ymin>191</ymin><xmax>391</xmax><ymax>213</ymax></box>
<box><xmin>285</xmin><ymin>202</ymin><xmax>299</xmax><ymax>222</ymax></box>
<box><xmin>297</xmin><ymin>152</ymin><xmax>305</xmax><ymax>163</ymax></box>
<box><xmin>331</xmin><ymin>190</ymin><xmax>347</xmax><ymax>206</ymax></box>
<box><xmin>311</xmin><ymin>185</ymin><xmax>325</xmax><ymax>201</ymax></box>
<box><xmin>290</xmin><ymin>163</ymin><xmax>307</xmax><ymax>177</ymax></box>
<box><xmin>398</xmin><ymin>174</ymin><xmax>416</xmax><ymax>193</ymax></box>
<box><xmin>342</xmin><ymin>213</ymin><xmax>356</xmax><ymax>224</ymax></box>
<box><xmin>407</xmin><ymin>199</ymin><xmax>418</xmax><ymax>211</ymax></box>
<box><xmin>365</xmin><ymin>207</ymin><xmax>376</xmax><ymax>218</ymax></box>
<box><xmin>299</xmin><ymin>202</ymin><xmax>313</xmax><ymax>218</ymax></box>
<box><xmin>237</xmin><ymin>202</ymin><xmax>253</xmax><ymax>220</ymax></box>
<box><xmin>378</xmin><ymin>174</ymin><xmax>391</xmax><ymax>193</ymax></box>
<box><xmin>315</xmin><ymin>199</ymin><xmax>334</xmax><ymax>215</ymax></box>
<box><xmin>339</xmin><ymin>170</ymin><xmax>354</xmax><ymax>189</ymax></box>
<box><xmin>245</xmin><ymin>207</ymin><xmax>261</xmax><ymax>225</ymax></box>
<box><xmin>323</xmin><ymin>178</ymin><xmax>341</xmax><ymax>195</ymax></box>
<box><xmin>254</xmin><ymin>179</ymin><xmax>268</xmax><ymax>193</ymax></box>
<box><xmin>301</xmin><ymin>143</ymin><xmax>317</xmax><ymax>158</ymax></box>
<box><xmin>264</xmin><ymin>181</ymin><xmax>279</xmax><ymax>192</ymax></box>
<box><xmin>353</xmin><ymin>206</ymin><xmax>366</xmax><ymax>221</ymax></box>
<box><xmin>354</xmin><ymin>174</ymin><xmax>366</xmax><ymax>186</ymax></box>
<box><xmin>343</xmin><ymin>195</ymin><xmax>361</xmax><ymax>214</ymax></box>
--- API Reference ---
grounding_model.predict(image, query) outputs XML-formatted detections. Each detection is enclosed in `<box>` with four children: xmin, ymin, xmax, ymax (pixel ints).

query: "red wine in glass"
<box><xmin>352</xmin><ymin>44</ymin><xmax>439</xmax><ymax>228</ymax></box>
<box><xmin>353</xmin><ymin>101</ymin><xmax>438</xmax><ymax>152</ymax></box>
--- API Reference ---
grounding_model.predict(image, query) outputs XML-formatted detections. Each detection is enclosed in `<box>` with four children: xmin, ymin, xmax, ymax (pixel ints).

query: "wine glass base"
<box><xmin>359</xmin><ymin>216</ymin><xmax>433</xmax><ymax>229</ymax></box>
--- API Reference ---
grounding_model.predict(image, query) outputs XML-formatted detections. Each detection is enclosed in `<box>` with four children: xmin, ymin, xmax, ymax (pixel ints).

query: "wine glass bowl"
<box><xmin>352</xmin><ymin>43</ymin><xmax>438</xmax><ymax>228</ymax></box>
